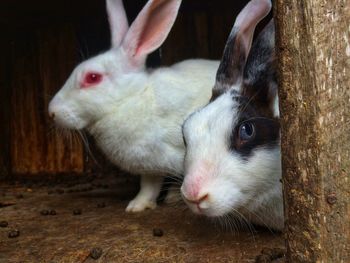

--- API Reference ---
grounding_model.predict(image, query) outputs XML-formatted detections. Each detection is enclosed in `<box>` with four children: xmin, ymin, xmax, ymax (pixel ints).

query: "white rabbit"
<box><xmin>181</xmin><ymin>0</ymin><xmax>284</xmax><ymax>230</ymax></box>
<box><xmin>48</xmin><ymin>0</ymin><xmax>219</xmax><ymax>212</ymax></box>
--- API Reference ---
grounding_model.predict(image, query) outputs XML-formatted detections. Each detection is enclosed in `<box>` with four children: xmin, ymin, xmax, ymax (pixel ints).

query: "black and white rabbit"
<box><xmin>48</xmin><ymin>0</ymin><xmax>219</xmax><ymax>212</ymax></box>
<box><xmin>181</xmin><ymin>0</ymin><xmax>283</xmax><ymax>230</ymax></box>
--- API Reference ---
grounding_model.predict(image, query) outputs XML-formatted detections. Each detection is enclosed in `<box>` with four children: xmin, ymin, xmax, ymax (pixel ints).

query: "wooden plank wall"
<box><xmin>0</xmin><ymin>0</ymin><xmax>248</xmax><ymax>178</ymax></box>
<box><xmin>10</xmin><ymin>25</ymin><xmax>85</xmax><ymax>175</ymax></box>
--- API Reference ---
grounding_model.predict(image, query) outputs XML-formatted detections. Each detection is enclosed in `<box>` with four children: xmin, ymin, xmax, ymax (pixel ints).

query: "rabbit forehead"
<box><xmin>78</xmin><ymin>49</ymin><xmax>126</xmax><ymax>74</ymax></box>
<box><xmin>183</xmin><ymin>92</ymin><xmax>239</xmax><ymax>155</ymax></box>
<box><xmin>184</xmin><ymin>90</ymin><xmax>280</xmax><ymax>162</ymax></box>
<box><xmin>184</xmin><ymin>93</ymin><xmax>236</xmax><ymax>135</ymax></box>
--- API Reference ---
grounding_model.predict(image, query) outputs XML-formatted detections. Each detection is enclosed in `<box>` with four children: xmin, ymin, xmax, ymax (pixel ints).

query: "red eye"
<box><xmin>81</xmin><ymin>72</ymin><xmax>103</xmax><ymax>88</ymax></box>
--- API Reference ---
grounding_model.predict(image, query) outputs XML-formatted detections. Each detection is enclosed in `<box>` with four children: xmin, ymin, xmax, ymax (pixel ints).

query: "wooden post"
<box><xmin>275</xmin><ymin>0</ymin><xmax>350</xmax><ymax>262</ymax></box>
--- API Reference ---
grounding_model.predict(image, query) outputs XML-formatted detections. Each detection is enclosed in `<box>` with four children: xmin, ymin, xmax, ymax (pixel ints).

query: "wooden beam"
<box><xmin>275</xmin><ymin>0</ymin><xmax>350</xmax><ymax>262</ymax></box>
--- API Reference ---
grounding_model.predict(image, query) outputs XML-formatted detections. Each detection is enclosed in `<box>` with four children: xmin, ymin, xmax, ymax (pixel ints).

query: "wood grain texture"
<box><xmin>275</xmin><ymin>0</ymin><xmax>350</xmax><ymax>262</ymax></box>
<box><xmin>10</xmin><ymin>25</ymin><xmax>84</xmax><ymax>175</ymax></box>
<box><xmin>161</xmin><ymin>0</ymin><xmax>248</xmax><ymax>65</ymax></box>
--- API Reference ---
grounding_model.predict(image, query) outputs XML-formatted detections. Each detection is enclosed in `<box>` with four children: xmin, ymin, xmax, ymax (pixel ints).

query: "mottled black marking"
<box><xmin>230</xmin><ymin>89</ymin><xmax>240</xmax><ymax>96</ymax></box>
<box><xmin>212</xmin><ymin>27</ymin><xmax>247</xmax><ymax>101</ymax></box>
<box><xmin>212</xmin><ymin>20</ymin><xmax>276</xmax><ymax>110</ymax></box>
<box><xmin>230</xmin><ymin>90</ymin><xmax>250</xmax><ymax>107</ymax></box>
<box><xmin>212</xmin><ymin>20</ymin><xmax>279</xmax><ymax>159</ymax></box>
<box><xmin>209</xmin><ymin>88</ymin><xmax>224</xmax><ymax>102</ymax></box>
<box><xmin>242</xmin><ymin>20</ymin><xmax>277</xmax><ymax>117</ymax></box>
<box><xmin>229</xmin><ymin>20</ymin><xmax>278</xmax><ymax>160</ymax></box>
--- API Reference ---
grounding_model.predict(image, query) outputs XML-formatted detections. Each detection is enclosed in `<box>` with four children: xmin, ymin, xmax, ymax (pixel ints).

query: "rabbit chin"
<box><xmin>53</xmin><ymin>111</ymin><xmax>88</xmax><ymax>130</ymax></box>
<box><xmin>188</xmin><ymin>204</ymin><xmax>231</xmax><ymax>218</ymax></box>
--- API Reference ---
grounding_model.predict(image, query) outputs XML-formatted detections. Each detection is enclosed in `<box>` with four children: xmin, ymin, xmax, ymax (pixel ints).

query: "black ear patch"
<box><xmin>215</xmin><ymin>29</ymin><xmax>246</xmax><ymax>87</ymax></box>
<box><xmin>241</xmin><ymin>20</ymin><xmax>277</xmax><ymax>117</ymax></box>
<box><xmin>211</xmin><ymin>28</ymin><xmax>247</xmax><ymax>102</ymax></box>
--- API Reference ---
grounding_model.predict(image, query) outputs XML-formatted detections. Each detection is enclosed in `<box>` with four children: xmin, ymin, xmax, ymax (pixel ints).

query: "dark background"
<box><xmin>0</xmin><ymin>0</ymin><xmax>253</xmax><ymax>180</ymax></box>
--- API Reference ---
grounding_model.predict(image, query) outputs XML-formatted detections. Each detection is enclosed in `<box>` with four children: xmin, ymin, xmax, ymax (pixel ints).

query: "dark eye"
<box><xmin>81</xmin><ymin>72</ymin><xmax>103</xmax><ymax>88</ymax></box>
<box><xmin>239</xmin><ymin>122</ymin><xmax>255</xmax><ymax>141</ymax></box>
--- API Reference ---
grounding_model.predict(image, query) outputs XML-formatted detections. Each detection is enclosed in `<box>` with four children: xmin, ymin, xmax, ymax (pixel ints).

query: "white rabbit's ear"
<box><xmin>122</xmin><ymin>0</ymin><xmax>182</xmax><ymax>67</ymax></box>
<box><xmin>213</xmin><ymin>0</ymin><xmax>271</xmax><ymax>96</ymax></box>
<box><xmin>106</xmin><ymin>0</ymin><xmax>129</xmax><ymax>48</ymax></box>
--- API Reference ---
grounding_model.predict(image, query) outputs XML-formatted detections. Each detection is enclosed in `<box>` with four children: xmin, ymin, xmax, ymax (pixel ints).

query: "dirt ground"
<box><xmin>0</xmin><ymin>177</ymin><xmax>285</xmax><ymax>263</ymax></box>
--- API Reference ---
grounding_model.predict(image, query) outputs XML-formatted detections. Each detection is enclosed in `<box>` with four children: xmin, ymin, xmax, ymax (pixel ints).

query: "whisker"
<box><xmin>231</xmin><ymin>209</ymin><xmax>257</xmax><ymax>242</ymax></box>
<box><xmin>77</xmin><ymin>130</ymin><xmax>100</xmax><ymax>167</ymax></box>
<box><xmin>239</xmin><ymin>205</ymin><xmax>276</xmax><ymax>235</ymax></box>
<box><xmin>237</xmin><ymin>86</ymin><xmax>264</xmax><ymax>117</ymax></box>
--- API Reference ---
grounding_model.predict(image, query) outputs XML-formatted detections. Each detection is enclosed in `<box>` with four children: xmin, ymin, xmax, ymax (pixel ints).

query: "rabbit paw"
<box><xmin>126</xmin><ymin>198</ymin><xmax>157</xmax><ymax>212</ymax></box>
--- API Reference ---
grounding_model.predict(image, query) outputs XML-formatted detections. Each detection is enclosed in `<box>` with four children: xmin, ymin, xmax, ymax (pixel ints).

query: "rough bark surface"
<box><xmin>275</xmin><ymin>0</ymin><xmax>350</xmax><ymax>262</ymax></box>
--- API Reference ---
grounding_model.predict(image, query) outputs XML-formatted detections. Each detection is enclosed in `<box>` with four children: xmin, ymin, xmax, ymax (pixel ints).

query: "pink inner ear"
<box><xmin>234</xmin><ymin>0</ymin><xmax>272</xmax><ymax>57</ymax></box>
<box><xmin>81</xmin><ymin>72</ymin><xmax>103</xmax><ymax>89</ymax></box>
<box><xmin>122</xmin><ymin>0</ymin><xmax>181</xmax><ymax>65</ymax></box>
<box><xmin>134</xmin><ymin>0</ymin><xmax>174</xmax><ymax>56</ymax></box>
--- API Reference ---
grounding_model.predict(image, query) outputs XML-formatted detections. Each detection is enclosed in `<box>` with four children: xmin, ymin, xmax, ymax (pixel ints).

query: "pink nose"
<box><xmin>183</xmin><ymin>193</ymin><xmax>209</xmax><ymax>205</ymax></box>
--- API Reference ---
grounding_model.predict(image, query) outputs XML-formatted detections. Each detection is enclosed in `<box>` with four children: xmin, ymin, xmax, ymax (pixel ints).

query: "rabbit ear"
<box><xmin>106</xmin><ymin>0</ymin><xmax>129</xmax><ymax>48</ymax></box>
<box><xmin>122</xmin><ymin>0</ymin><xmax>182</xmax><ymax>68</ymax></box>
<box><xmin>242</xmin><ymin>20</ymin><xmax>277</xmax><ymax>116</ymax></box>
<box><xmin>213</xmin><ymin>0</ymin><xmax>271</xmax><ymax>97</ymax></box>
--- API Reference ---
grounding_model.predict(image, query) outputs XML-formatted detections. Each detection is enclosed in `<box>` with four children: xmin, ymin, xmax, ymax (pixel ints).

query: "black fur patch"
<box><xmin>230</xmin><ymin>89</ymin><xmax>248</xmax><ymax>105</ymax></box>
<box><xmin>209</xmin><ymin>88</ymin><xmax>224</xmax><ymax>102</ymax></box>
<box><xmin>211</xmin><ymin>27</ymin><xmax>246</xmax><ymax>101</ymax></box>
<box><xmin>241</xmin><ymin>20</ymin><xmax>277</xmax><ymax>117</ymax></box>
<box><xmin>229</xmin><ymin>95</ymin><xmax>280</xmax><ymax>159</ymax></box>
<box><xmin>228</xmin><ymin>21</ymin><xmax>279</xmax><ymax>159</ymax></box>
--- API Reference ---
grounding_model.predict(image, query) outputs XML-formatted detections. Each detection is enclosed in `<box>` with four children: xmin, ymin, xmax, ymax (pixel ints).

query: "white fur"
<box><xmin>48</xmin><ymin>0</ymin><xmax>219</xmax><ymax>212</ymax></box>
<box><xmin>180</xmin><ymin>0</ymin><xmax>283</xmax><ymax>230</ymax></box>
<box><xmin>50</xmin><ymin>52</ymin><xmax>219</xmax><ymax>212</ymax></box>
<box><xmin>181</xmin><ymin>93</ymin><xmax>283</xmax><ymax>230</ymax></box>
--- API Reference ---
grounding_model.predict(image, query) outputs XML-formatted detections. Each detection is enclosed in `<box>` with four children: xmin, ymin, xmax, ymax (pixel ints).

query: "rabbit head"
<box><xmin>48</xmin><ymin>0</ymin><xmax>182</xmax><ymax>130</ymax></box>
<box><xmin>181</xmin><ymin>0</ymin><xmax>283</xmax><ymax>229</ymax></box>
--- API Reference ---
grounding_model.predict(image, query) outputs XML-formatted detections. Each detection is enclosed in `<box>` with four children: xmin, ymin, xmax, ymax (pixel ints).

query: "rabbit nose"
<box><xmin>183</xmin><ymin>193</ymin><xmax>209</xmax><ymax>205</ymax></box>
